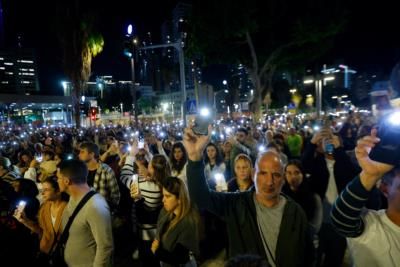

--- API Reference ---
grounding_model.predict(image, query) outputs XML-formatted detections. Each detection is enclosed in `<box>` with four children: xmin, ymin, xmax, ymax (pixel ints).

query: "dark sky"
<box><xmin>2</xmin><ymin>0</ymin><xmax>181</xmax><ymax>94</ymax></box>
<box><xmin>2</xmin><ymin>0</ymin><xmax>400</xmax><ymax>95</ymax></box>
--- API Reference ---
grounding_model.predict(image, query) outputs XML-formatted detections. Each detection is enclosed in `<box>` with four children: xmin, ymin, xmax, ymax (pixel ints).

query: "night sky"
<box><xmin>2</xmin><ymin>0</ymin><xmax>400</xmax><ymax>95</ymax></box>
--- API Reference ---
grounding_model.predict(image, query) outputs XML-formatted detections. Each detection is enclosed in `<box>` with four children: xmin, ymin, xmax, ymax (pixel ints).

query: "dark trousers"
<box><xmin>317</xmin><ymin>223</ymin><xmax>347</xmax><ymax>267</ymax></box>
<box><xmin>139</xmin><ymin>240</ymin><xmax>160</xmax><ymax>267</ymax></box>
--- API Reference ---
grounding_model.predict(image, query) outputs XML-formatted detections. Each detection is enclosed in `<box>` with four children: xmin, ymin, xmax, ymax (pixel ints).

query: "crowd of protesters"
<box><xmin>0</xmin><ymin>109</ymin><xmax>399</xmax><ymax>267</ymax></box>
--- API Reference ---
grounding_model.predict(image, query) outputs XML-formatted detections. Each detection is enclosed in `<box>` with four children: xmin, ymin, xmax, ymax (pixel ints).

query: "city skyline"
<box><xmin>1</xmin><ymin>0</ymin><xmax>400</xmax><ymax>96</ymax></box>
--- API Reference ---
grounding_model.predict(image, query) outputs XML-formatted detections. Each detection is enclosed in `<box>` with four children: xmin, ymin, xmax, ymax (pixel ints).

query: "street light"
<box><xmin>289</xmin><ymin>88</ymin><xmax>297</xmax><ymax>94</ymax></box>
<box><xmin>124</xmin><ymin>24</ymin><xmax>138</xmax><ymax>126</ymax></box>
<box><xmin>304</xmin><ymin>75</ymin><xmax>335</xmax><ymax>118</ymax></box>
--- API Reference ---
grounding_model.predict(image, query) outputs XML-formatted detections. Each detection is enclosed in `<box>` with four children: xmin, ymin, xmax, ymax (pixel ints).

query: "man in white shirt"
<box><xmin>331</xmin><ymin>132</ymin><xmax>400</xmax><ymax>267</ymax></box>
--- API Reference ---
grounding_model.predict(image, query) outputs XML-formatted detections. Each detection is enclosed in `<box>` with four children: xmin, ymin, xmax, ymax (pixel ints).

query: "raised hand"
<box><xmin>355</xmin><ymin>129</ymin><xmax>394</xmax><ymax>190</ymax></box>
<box><xmin>183</xmin><ymin>125</ymin><xmax>212</xmax><ymax>161</ymax></box>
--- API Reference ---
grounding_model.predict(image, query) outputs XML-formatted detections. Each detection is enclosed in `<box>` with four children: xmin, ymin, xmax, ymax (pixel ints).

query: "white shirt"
<box><xmin>204</xmin><ymin>162</ymin><xmax>226</xmax><ymax>182</ymax></box>
<box><xmin>348</xmin><ymin>210</ymin><xmax>400</xmax><ymax>267</ymax></box>
<box><xmin>171</xmin><ymin>163</ymin><xmax>187</xmax><ymax>184</ymax></box>
<box><xmin>325</xmin><ymin>158</ymin><xmax>338</xmax><ymax>204</ymax></box>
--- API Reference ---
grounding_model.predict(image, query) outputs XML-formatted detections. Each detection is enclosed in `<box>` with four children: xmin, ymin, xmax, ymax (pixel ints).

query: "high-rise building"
<box><xmin>172</xmin><ymin>2</ymin><xmax>191</xmax><ymax>42</ymax></box>
<box><xmin>0</xmin><ymin>48</ymin><xmax>39</xmax><ymax>94</ymax></box>
<box><xmin>0</xmin><ymin>0</ymin><xmax>5</xmax><ymax>48</ymax></box>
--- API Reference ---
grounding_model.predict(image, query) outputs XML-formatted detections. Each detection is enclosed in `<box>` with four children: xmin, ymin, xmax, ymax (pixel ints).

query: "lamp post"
<box><xmin>124</xmin><ymin>24</ymin><xmax>138</xmax><ymax>127</ymax></box>
<box><xmin>96</xmin><ymin>77</ymin><xmax>104</xmax><ymax>99</ymax></box>
<box><xmin>303</xmin><ymin>75</ymin><xmax>335</xmax><ymax>118</ymax></box>
<box><xmin>120</xmin><ymin>103</ymin><xmax>123</xmax><ymax>120</ymax></box>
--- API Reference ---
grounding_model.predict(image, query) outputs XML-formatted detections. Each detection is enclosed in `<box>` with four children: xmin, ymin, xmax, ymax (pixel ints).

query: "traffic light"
<box><xmin>123</xmin><ymin>37</ymin><xmax>133</xmax><ymax>58</ymax></box>
<box><xmin>89</xmin><ymin>107</ymin><xmax>98</xmax><ymax>121</ymax></box>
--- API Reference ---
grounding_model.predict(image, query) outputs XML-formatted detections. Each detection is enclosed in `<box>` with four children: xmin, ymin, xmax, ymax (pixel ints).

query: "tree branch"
<box><xmin>246</xmin><ymin>31</ymin><xmax>258</xmax><ymax>74</ymax></box>
<box><xmin>259</xmin><ymin>42</ymin><xmax>295</xmax><ymax>77</ymax></box>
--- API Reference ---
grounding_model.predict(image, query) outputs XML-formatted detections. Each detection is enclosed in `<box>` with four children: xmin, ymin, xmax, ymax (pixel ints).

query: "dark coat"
<box><xmin>187</xmin><ymin>160</ymin><xmax>313</xmax><ymax>267</ymax></box>
<box><xmin>301</xmin><ymin>143</ymin><xmax>361</xmax><ymax>200</ymax></box>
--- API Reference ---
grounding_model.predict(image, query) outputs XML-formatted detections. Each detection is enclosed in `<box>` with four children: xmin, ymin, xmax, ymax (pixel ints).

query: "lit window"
<box><xmin>4</xmin><ymin>62</ymin><xmax>13</xmax><ymax>66</ymax></box>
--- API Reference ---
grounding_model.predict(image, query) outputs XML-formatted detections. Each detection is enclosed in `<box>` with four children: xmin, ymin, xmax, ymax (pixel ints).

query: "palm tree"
<box><xmin>57</xmin><ymin>0</ymin><xmax>104</xmax><ymax>127</ymax></box>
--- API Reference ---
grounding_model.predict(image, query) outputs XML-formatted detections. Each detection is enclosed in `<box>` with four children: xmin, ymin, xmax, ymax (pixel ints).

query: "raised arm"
<box><xmin>184</xmin><ymin>126</ymin><xmax>239</xmax><ymax>218</ymax></box>
<box><xmin>331</xmin><ymin>130</ymin><xmax>393</xmax><ymax>237</ymax></box>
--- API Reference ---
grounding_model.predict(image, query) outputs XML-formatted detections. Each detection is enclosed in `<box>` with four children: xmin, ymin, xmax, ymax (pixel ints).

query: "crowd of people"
<box><xmin>0</xmin><ymin>110</ymin><xmax>399</xmax><ymax>267</ymax></box>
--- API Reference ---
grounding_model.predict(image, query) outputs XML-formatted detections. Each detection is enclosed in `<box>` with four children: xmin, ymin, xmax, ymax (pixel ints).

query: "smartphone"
<box><xmin>17</xmin><ymin>200</ymin><xmax>27</xmax><ymax>214</ymax></box>
<box><xmin>324</xmin><ymin>143</ymin><xmax>334</xmax><ymax>155</ymax></box>
<box><xmin>370</xmin><ymin>111</ymin><xmax>400</xmax><ymax>165</ymax></box>
<box><xmin>193</xmin><ymin>115</ymin><xmax>212</xmax><ymax>135</ymax></box>
<box><xmin>35</xmin><ymin>154</ymin><xmax>43</xmax><ymax>162</ymax></box>
<box><xmin>138</xmin><ymin>140</ymin><xmax>145</xmax><ymax>149</ymax></box>
<box><xmin>131</xmin><ymin>174</ymin><xmax>140</xmax><ymax>195</ymax></box>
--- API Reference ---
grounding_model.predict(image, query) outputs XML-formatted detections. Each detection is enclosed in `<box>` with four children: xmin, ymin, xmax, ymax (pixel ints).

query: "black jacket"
<box><xmin>187</xmin><ymin>160</ymin><xmax>312</xmax><ymax>267</ymax></box>
<box><xmin>301</xmin><ymin>143</ymin><xmax>360</xmax><ymax>200</ymax></box>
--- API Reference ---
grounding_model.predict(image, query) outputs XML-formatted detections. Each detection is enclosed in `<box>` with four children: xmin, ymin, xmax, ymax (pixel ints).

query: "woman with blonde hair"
<box><xmin>227</xmin><ymin>153</ymin><xmax>254</xmax><ymax>192</ymax></box>
<box><xmin>151</xmin><ymin>177</ymin><xmax>200</xmax><ymax>267</ymax></box>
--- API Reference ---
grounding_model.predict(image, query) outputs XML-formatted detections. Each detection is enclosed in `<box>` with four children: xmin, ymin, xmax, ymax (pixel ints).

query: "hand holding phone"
<box><xmin>130</xmin><ymin>174</ymin><xmax>141</xmax><ymax>200</ymax></box>
<box><xmin>14</xmin><ymin>200</ymin><xmax>27</xmax><ymax>222</ymax></box>
<box><xmin>192</xmin><ymin>114</ymin><xmax>213</xmax><ymax>136</ymax></box>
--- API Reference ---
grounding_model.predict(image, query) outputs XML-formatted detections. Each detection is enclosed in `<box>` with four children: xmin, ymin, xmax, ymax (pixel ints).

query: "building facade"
<box><xmin>0</xmin><ymin>49</ymin><xmax>39</xmax><ymax>94</ymax></box>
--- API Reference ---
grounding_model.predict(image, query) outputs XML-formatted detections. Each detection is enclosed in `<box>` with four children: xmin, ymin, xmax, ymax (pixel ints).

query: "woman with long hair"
<box><xmin>152</xmin><ymin>177</ymin><xmax>200</xmax><ymax>267</ymax></box>
<box><xmin>282</xmin><ymin>160</ymin><xmax>322</xmax><ymax>233</ymax></box>
<box><xmin>227</xmin><ymin>154</ymin><xmax>254</xmax><ymax>192</ymax></box>
<box><xmin>121</xmin><ymin>147</ymin><xmax>171</xmax><ymax>266</ymax></box>
<box><xmin>203</xmin><ymin>143</ymin><xmax>226</xmax><ymax>189</ymax></box>
<box><xmin>169</xmin><ymin>142</ymin><xmax>188</xmax><ymax>183</ymax></box>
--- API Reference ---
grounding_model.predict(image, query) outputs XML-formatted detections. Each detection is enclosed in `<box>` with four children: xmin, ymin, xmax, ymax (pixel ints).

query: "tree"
<box><xmin>137</xmin><ymin>97</ymin><xmax>153</xmax><ymax>115</ymax></box>
<box><xmin>56</xmin><ymin>0</ymin><xmax>104</xmax><ymax>127</ymax></box>
<box><xmin>189</xmin><ymin>0</ymin><xmax>348</xmax><ymax>120</ymax></box>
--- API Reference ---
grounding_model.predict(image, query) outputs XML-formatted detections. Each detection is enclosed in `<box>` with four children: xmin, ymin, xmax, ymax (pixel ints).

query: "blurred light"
<box><xmin>200</xmin><ymin>107</ymin><xmax>210</xmax><ymax>117</ymax></box>
<box><xmin>127</xmin><ymin>24</ymin><xmax>133</xmax><ymax>35</ymax></box>
<box><xmin>214</xmin><ymin>173</ymin><xmax>225</xmax><ymax>183</ymax></box>
<box><xmin>324</xmin><ymin>76</ymin><xmax>335</xmax><ymax>81</ymax></box>
<box><xmin>258</xmin><ymin>145</ymin><xmax>266</xmax><ymax>152</ymax></box>
<box><xmin>222</xmin><ymin>80</ymin><xmax>227</xmax><ymax>85</ymax></box>
<box><xmin>304</xmin><ymin>79</ymin><xmax>314</xmax><ymax>84</ymax></box>
<box><xmin>388</xmin><ymin>112</ymin><xmax>400</xmax><ymax>126</ymax></box>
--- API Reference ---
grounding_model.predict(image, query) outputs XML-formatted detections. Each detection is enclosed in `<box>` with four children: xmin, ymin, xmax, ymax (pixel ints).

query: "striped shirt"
<box><xmin>1</xmin><ymin>171</ymin><xmax>20</xmax><ymax>184</ymax></box>
<box><xmin>331</xmin><ymin>176</ymin><xmax>400</xmax><ymax>267</ymax></box>
<box><xmin>121</xmin><ymin>155</ymin><xmax>163</xmax><ymax>241</ymax></box>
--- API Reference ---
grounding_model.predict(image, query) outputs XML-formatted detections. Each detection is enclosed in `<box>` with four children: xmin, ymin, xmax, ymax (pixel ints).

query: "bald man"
<box><xmin>183</xmin><ymin>127</ymin><xmax>313</xmax><ymax>267</ymax></box>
